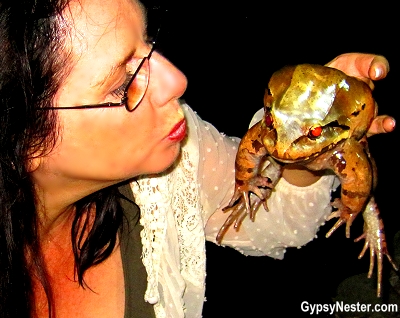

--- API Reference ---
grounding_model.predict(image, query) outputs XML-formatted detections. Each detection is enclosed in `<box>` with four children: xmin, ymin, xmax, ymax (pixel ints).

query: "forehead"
<box><xmin>65</xmin><ymin>0</ymin><xmax>145</xmax><ymax>30</ymax></box>
<box><xmin>63</xmin><ymin>0</ymin><xmax>145</xmax><ymax>64</ymax></box>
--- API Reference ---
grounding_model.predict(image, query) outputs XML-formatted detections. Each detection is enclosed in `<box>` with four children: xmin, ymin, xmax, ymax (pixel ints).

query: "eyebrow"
<box><xmin>92</xmin><ymin>49</ymin><xmax>135</xmax><ymax>89</ymax></box>
<box><xmin>93</xmin><ymin>1</ymin><xmax>148</xmax><ymax>88</ymax></box>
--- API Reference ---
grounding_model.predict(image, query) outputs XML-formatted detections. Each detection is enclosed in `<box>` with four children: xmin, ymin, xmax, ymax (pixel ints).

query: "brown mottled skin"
<box><xmin>217</xmin><ymin>64</ymin><xmax>397</xmax><ymax>297</ymax></box>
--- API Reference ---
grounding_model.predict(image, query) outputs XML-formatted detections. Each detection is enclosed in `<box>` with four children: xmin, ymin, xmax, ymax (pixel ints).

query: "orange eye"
<box><xmin>309</xmin><ymin>126</ymin><xmax>322</xmax><ymax>138</ymax></box>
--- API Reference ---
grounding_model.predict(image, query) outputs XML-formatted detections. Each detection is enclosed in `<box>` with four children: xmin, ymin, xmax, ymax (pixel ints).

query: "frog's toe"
<box><xmin>354</xmin><ymin>196</ymin><xmax>399</xmax><ymax>297</ymax></box>
<box><xmin>217</xmin><ymin>200</ymin><xmax>246</xmax><ymax>244</ymax></box>
<box><xmin>326</xmin><ymin>217</ymin><xmax>346</xmax><ymax>238</ymax></box>
<box><xmin>326</xmin><ymin>210</ymin><xmax>341</xmax><ymax>221</ymax></box>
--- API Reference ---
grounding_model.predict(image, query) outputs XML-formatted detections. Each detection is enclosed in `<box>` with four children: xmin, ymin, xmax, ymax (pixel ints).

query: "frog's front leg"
<box><xmin>355</xmin><ymin>196</ymin><xmax>398</xmax><ymax>297</ymax></box>
<box><xmin>307</xmin><ymin>138</ymin><xmax>373</xmax><ymax>238</ymax></box>
<box><xmin>216</xmin><ymin>122</ymin><xmax>280</xmax><ymax>244</ymax></box>
<box><xmin>226</xmin><ymin>121</ymin><xmax>270</xmax><ymax>208</ymax></box>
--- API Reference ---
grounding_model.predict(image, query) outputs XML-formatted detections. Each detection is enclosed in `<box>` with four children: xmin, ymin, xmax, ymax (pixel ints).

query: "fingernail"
<box><xmin>374</xmin><ymin>67</ymin><xmax>382</xmax><ymax>79</ymax></box>
<box><xmin>387</xmin><ymin>117</ymin><xmax>396</xmax><ymax>132</ymax></box>
<box><xmin>390</xmin><ymin>118</ymin><xmax>396</xmax><ymax>129</ymax></box>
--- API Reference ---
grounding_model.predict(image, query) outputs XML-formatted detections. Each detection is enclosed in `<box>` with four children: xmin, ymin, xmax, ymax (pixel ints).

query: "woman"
<box><xmin>0</xmin><ymin>0</ymin><xmax>395</xmax><ymax>317</ymax></box>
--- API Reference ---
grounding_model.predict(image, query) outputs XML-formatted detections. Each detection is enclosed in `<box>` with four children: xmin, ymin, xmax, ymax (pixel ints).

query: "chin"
<box><xmin>146</xmin><ymin>145</ymin><xmax>182</xmax><ymax>175</ymax></box>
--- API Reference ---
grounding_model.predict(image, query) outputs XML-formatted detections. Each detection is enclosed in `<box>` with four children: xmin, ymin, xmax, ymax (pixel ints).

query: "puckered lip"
<box><xmin>167</xmin><ymin>119</ymin><xmax>187</xmax><ymax>142</ymax></box>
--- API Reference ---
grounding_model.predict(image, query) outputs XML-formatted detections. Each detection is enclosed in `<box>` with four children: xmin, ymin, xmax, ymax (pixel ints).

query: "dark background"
<box><xmin>143</xmin><ymin>1</ymin><xmax>400</xmax><ymax>316</ymax></box>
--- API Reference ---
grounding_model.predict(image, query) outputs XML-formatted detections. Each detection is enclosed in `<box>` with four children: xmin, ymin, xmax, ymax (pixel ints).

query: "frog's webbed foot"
<box><xmin>216</xmin><ymin>157</ymin><xmax>282</xmax><ymax>244</ymax></box>
<box><xmin>353</xmin><ymin>196</ymin><xmax>398</xmax><ymax>297</ymax></box>
<box><xmin>216</xmin><ymin>191</ymin><xmax>267</xmax><ymax>244</ymax></box>
<box><xmin>326</xmin><ymin>198</ymin><xmax>357</xmax><ymax>238</ymax></box>
<box><xmin>224</xmin><ymin>177</ymin><xmax>272</xmax><ymax>214</ymax></box>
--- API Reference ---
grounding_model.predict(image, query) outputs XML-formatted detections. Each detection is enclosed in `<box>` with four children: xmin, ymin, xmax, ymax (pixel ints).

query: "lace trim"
<box><xmin>131</xmin><ymin>168</ymin><xmax>171</xmax><ymax>305</ymax></box>
<box><xmin>130</xmin><ymin>104</ymin><xmax>205</xmax><ymax>317</ymax></box>
<box><xmin>173</xmin><ymin>147</ymin><xmax>206</xmax><ymax>287</ymax></box>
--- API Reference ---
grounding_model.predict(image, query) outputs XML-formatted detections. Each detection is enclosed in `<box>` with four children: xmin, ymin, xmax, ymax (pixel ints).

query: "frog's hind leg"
<box><xmin>354</xmin><ymin>196</ymin><xmax>398</xmax><ymax>297</ymax></box>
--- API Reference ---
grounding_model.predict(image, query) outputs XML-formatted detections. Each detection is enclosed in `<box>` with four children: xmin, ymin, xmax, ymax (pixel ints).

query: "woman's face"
<box><xmin>33</xmin><ymin>0</ymin><xmax>187</xmax><ymax>193</ymax></box>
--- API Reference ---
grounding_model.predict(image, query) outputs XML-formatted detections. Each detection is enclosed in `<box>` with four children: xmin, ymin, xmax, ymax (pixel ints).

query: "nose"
<box><xmin>148</xmin><ymin>51</ymin><xmax>187</xmax><ymax>105</ymax></box>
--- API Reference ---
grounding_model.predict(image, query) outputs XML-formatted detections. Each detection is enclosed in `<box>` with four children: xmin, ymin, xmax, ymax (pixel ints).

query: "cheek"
<box><xmin>52</xmin><ymin>110</ymin><xmax>143</xmax><ymax>176</ymax></box>
<box><xmin>52</xmin><ymin>108</ymin><xmax>168</xmax><ymax>178</ymax></box>
<box><xmin>65</xmin><ymin>113</ymin><xmax>128</xmax><ymax>154</ymax></box>
<box><xmin>46</xmin><ymin>103</ymin><xmax>182</xmax><ymax>182</ymax></box>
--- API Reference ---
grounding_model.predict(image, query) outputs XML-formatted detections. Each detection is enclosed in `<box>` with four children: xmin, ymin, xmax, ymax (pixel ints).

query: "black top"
<box><xmin>119</xmin><ymin>184</ymin><xmax>156</xmax><ymax>318</ymax></box>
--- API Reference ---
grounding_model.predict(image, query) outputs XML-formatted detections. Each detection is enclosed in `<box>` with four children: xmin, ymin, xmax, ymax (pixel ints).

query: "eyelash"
<box><xmin>110</xmin><ymin>74</ymin><xmax>132</xmax><ymax>99</ymax></box>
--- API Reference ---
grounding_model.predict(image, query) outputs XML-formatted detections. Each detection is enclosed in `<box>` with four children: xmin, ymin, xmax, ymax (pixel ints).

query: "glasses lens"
<box><xmin>126</xmin><ymin>58</ymin><xmax>150</xmax><ymax>111</ymax></box>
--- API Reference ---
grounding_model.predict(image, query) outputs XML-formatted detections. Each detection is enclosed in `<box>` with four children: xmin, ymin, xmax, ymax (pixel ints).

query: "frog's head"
<box><xmin>261</xmin><ymin>64</ymin><xmax>375</xmax><ymax>163</ymax></box>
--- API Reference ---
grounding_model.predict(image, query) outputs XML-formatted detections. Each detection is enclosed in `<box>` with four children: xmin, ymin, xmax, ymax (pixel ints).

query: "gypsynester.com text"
<box><xmin>301</xmin><ymin>301</ymin><xmax>398</xmax><ymax>315</ymax></box>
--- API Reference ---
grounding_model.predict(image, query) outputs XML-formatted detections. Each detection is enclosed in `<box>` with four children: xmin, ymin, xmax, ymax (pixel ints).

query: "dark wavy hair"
<box><xmin>0</xmin><ymin>1</ymin><xmax>123</xmax><ymax>317</ymax></box>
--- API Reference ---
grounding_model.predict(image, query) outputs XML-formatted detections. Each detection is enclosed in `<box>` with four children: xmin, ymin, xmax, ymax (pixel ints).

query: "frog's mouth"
<box><xmin>270</xmin><ymin>121</ymin><xmax>351</xmax><ymax>163</ymax></box>
<box><xmin>271</xmin><ymin>138</ymin><xmax>347</xmax><ymax>164</ymax></box>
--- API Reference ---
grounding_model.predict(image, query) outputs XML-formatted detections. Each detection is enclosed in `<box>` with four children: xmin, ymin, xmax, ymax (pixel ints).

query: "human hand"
<box><xmin>326</xmin><ymin>53</ymin><xmax>395</xmax><ymax>137</ymax></box>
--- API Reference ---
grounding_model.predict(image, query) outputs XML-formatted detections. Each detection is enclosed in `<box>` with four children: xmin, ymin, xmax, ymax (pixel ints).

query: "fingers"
<box><xmin>325</xmin><ymin>53</ymin><xmax>390</xmax><ymax>90</ymax></box>
<box><xmin>367</xmin><ymin>115</ymin><xmax>396</xmax><ymax>137</ymax></box>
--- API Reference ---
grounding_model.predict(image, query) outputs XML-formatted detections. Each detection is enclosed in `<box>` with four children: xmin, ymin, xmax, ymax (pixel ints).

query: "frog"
<box><xmin>216</xmin><ymin>63</ymin><xmax>398</xmax><ymax>297</ymax></box>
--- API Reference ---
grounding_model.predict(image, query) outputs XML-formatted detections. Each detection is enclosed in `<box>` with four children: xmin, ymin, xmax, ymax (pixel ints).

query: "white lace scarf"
<box><xmin>130</xmin><ymin>121</ymin><xmax>205</xmax><ymax>317</ymax></box>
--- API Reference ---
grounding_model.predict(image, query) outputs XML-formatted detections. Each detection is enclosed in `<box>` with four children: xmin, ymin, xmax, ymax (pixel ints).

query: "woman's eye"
<box><xmin>109</xmin><ymin>74</ymin><xmax>132</xmax><ymax>99</ymax></box>
<box><xmin>110</xmin><ymin>85</ymin><xmax>125</xmax><ymax>99</ymax></box>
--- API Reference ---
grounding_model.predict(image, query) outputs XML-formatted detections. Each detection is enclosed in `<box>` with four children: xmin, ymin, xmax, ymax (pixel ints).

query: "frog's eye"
<box><xmin>308</xmin><ymin>126</ymin><xmax>322</xmax><ymax>139</ymax></box>
<box><xmin>264</xmin><ymin>112</ymin><xmax>273</xmax><ymax>127</ymax></box>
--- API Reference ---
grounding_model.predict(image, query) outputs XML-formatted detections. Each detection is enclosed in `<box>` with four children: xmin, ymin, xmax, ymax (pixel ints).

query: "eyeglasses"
<box><xmin>42</xmin><ymin>28</ymin><xmax>160</xmax><ymax>112</ymax></box>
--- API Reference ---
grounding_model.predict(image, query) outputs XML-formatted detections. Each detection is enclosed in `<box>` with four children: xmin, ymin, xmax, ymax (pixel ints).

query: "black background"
<box><xmin>143</xmin><ymin>1</ymin><xmax>399</xmax><ymax>316</ymax></box>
